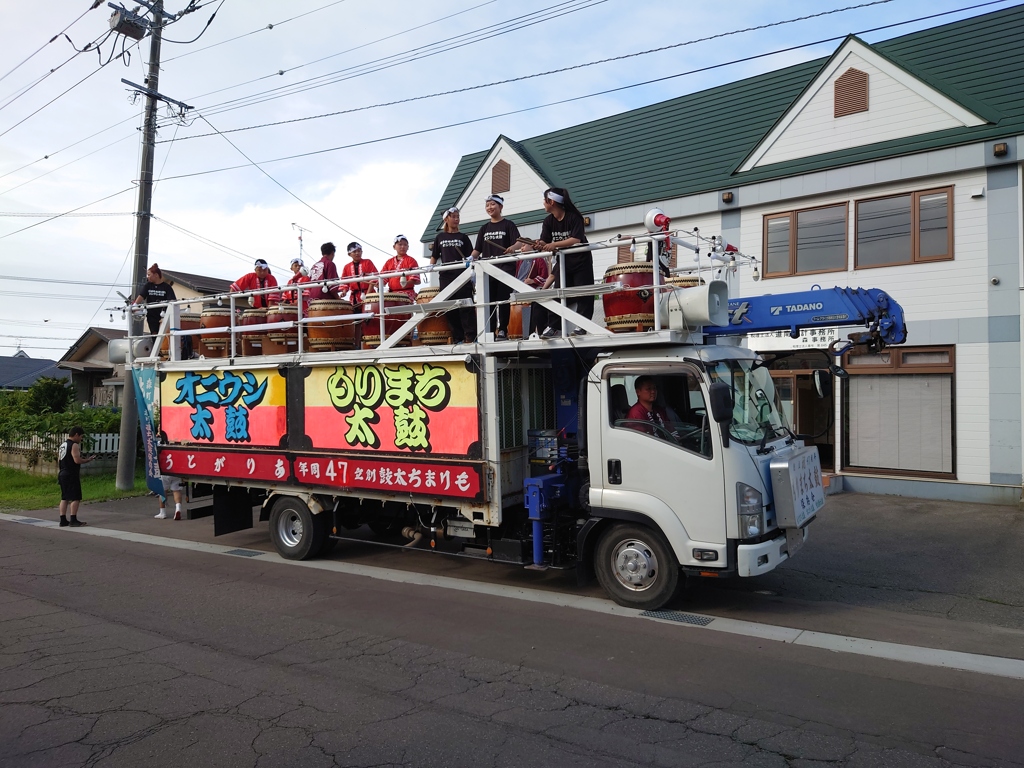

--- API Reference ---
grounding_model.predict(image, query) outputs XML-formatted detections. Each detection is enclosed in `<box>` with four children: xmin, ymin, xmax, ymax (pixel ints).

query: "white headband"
<box><xmin>485</xmin><ymin>194</ymin><xmax>504</xmax><ymax>206</ymax></box>
<box><xmin>254</xmin><ymin>259</ymin><xmax>269</xmax><ymax>268</ymax></box>
<box><xmin>545</xmin><ymin>191</ymin><xmax>564</xmax><ymax>204</ymax></box>
<box><xmin>290</xmin><ymin>257</ymin><xmax>303</xmax><ymax>266</ymax></box>
<box><xmin>393</xmin><ymin>234</ymin><xmax>408</xmax><ymax>245</ymax></box>
<box><xmin>442</xmin><ymin>206</ymin><xmax>459</xmax><ymax>219</ymax></box>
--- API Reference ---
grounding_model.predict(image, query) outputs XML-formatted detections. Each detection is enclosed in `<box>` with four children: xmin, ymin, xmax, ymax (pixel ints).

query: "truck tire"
<box><xmin>269</xmin><ymin>497</ymin><xmax>326</xmax><ymax>560</ymax></box>
<box><xmin>594</xmin><ymin>523</ymin><xmax>680</xmax><ymax>610</ymax></box>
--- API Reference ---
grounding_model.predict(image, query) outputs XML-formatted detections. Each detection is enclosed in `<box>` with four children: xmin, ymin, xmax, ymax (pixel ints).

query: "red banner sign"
<box><xmin>159</xmin><ymin>448</ymin><xmax>290</xmax><ymax>483</ymax></box>
<box><xmin>293</xmin><ymin>455</ymin><xmax>482</xmax><ymax>500</ymax></box>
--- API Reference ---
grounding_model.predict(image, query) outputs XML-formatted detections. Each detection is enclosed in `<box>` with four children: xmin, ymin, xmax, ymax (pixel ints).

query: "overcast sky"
<box><xmin>0</xmin><ymin>0</ymin><xmax>1014</xmax><ymax>357</ymax></box>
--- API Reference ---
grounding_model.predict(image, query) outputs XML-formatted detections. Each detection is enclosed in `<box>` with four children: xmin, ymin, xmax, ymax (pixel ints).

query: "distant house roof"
<box><xmin>58</xmin><ymin>327</ymin><xmax>128</xmax><ymax>371</ymax></box>
<box><xmin>163</xmin><ymin>269</ymin><xmax>232</xmax><ymax>295</ymax></box>
<box><xmin>0</xmin><ymin>355</ymin><xmax>70</xmax><ymax>389</ymax></box>
<box><xmin>422</xmin><ymin>5</ymin><xmax>1024</xmax><ymax>239</ymax></box>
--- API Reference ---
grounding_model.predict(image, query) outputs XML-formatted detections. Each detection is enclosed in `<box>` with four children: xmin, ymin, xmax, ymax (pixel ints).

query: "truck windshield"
<box><xmin>705</xmin><ymin>358</ymin><xmax>791</xmax><ymax>445</ymax></box>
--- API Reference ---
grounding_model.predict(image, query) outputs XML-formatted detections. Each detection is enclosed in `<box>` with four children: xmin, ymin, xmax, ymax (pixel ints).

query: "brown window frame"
<box><xmin>762</xmin><ymin>202</ymin><xmax>849</xmax><ymax>279</ymax></box>
<box><xmin>854</xmin><ymin>186</ymin><xmax>954</xmax><ymax>269</ymax></box>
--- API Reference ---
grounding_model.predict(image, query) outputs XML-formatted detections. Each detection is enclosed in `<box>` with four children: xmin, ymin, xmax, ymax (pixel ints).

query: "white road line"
<box><xmin>5</xmin><ymin>513</ymin><xmax>1024</xmax><ymax>681</ymax></box>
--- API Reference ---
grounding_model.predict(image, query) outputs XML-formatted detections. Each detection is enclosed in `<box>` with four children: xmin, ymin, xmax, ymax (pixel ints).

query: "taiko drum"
<box><xmin>362</xmin><ymin>291</ymin><xmax>414</xmax><ymax>342</ymax></box>
<box><xmin>198</xmin><ymin>307</ymin><xmax>232</xmax><ymax>356</ymax></box>
<box><xmin>158</xmin><ymin>311</ymin><xmax>200</xmax><ymax>358</ymax></box>
<box><xmin>507</xmin><ymin>301</ymin><xmax>530</xmax><ymax>340</ymax></box>
<box><xmin>263</xmin><ymin>303</ymin><xmax>298</xmax><ymax>355</ymax></box>
<box><xmin>412</xmin><ymin>288</ymin><xmax>451</xmax><ymax>345</ymax></box>
<box><xmin>307</xmin><ymin>299</ymin><xmax>355</xmax><ymax>351</ymax></box>
<box><xmin>239</xmin><ymin>308</ymin><xmax>266</xmax><ymax>356</ymax></box>
<box><xmin>601</xmin><ymin>263</ymin><xmax>660</xmax><ymax>333</ymax></box>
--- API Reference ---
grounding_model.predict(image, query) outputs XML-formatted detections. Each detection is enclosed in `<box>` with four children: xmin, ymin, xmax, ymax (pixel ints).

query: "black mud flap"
<box><xmin>213</xmin><ymin>486</ymin><xmax>255</xmax><ymax>536</ymax></box>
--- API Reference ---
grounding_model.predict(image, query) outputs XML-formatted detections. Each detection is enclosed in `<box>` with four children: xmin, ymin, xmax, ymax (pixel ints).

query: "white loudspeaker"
<box><xmin>132</xmin><ymin>338</ymin><xmax>154</xmax><ymax>358</ymax></box>
<box><xmin>108</xmin><ymin>338</ymin><xmax>130</xmax><ymax>364</ymax></box>
<box><xmin>660</xmin><ymin>280</ymin><xmax>729</xmax><ymax>329</ymax></box>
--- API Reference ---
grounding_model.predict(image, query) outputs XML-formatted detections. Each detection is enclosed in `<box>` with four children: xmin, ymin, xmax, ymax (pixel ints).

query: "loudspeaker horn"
<box><xmin>659</xmin><ymin>280</ymin><xmax>729</xmax><ymax>329</ymax></box>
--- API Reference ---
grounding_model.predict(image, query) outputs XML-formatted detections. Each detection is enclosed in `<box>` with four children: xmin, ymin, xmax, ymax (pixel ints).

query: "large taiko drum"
<box><xmin>507</xmin><ymin>301</ymin><xmax>530</xmax><ymax>340</ymax></box>
<box><xmin>307</xmin><ymin>299</ymin><xmax>355</xmax><ymax>351</ymax></box>
<box><xmin>239</xmin><ymin>308</ymin><xmax>266</xmax><ymax>356</ymax></box>
<box><xmin>412</xmin><ymin>288</ymin><xmax>451</xmax><ymax>346</ymax></box>
<box><xmin>264</xmin><ymin>303</ymin><xmax>298</xmax><ymax>355</ymax></box>
<box><xmin>199</xmin><ymin>307</ymin><xmax>232</xmax><ymax>356</ymax></box>
<box><xmin>362</xmin><ymin>291</ymin><xmax>414</xmax><ymax>343</ymax></box>
<box><xmin>667</xmin><ymin>275</ymin><xmax>702</xmax><ymax>290</ymax></box>
<box><xmin>602</xmin><ymin>263</ymin><xmax>660</xmax><ymax>333</ymax></box>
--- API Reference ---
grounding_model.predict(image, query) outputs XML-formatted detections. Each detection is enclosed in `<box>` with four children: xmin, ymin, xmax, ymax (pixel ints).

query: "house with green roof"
<box><xmin>422</xmin><ymin>5</ymin><xmax>1024</xmax><ymax>504</ymax></box>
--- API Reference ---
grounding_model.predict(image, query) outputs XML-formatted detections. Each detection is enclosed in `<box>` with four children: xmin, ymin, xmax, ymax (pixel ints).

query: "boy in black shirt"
<box><xmin>57</xmin><ymin>426</ymin><xmax>94</xmax><ymax>527</ymax></box>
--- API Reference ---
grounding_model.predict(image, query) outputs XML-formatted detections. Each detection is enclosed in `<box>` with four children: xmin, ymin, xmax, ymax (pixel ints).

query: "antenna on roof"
<box><xmin>291</xmin><ymin>223</ymin><xmax>312</xmax><ymax>262</ymax></box>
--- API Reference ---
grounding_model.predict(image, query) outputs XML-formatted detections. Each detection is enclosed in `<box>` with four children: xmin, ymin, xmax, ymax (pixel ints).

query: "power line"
<box><xmin>0</xmin><ymin>333</ymin><xmax>79</xmax><ymax>340</ymax></box>
<box><xmin>0</xmin><ymin>1</ymin><xmax>103</xmax><ymax>86</ymax></box>
<box><xmin>0</xmin><ymin>212</ymin><xmax>134</xmax><ymax>218</ymax></box>
<box><xmin>162</xmin><ymin>0</ymin><xmax>228</xmax><ymax>45</ymax></box>
<box><xmin>198</xmin><ymin>115</ymin><xmax>391</xmax><ymax>255</ymax></box>
<box><xmin>164</xmin><ymin>0</ymin><xmax>605</xmax><ymax>122</ymax></box>
<box><xmin>151</xmin><ymin>0</ymin><xmax>1018</xmax><ymax>184</ymax></box>
<box><xmin>162</xmin><ymin>0</ymin><xmax>354</xmax><ymax>63</ymax></box>
<box><xmin>0</xmin><ymin>274</ymin><xmax>132</xmax><ymax>286</ymax></box>
<box><xmin>151</xmin><ymin>214</ymin><xmax>262</xmax><ymax>266</ymax></box>
<box><xmin>159</xmin><ymin>0</ymin><xmax>899</xmax><ymax>145</ymax></box>
<box><xmin>0</xmin><ymin>343</ymin><xmax>77</xmax><ymax>350</ymax></box>
<box><xmin>0</xmin><ymin>291</ymin><xmax>123</xmax><ymax>301</ymax></box>
<box><xmin>0</xmin><ymin>186</ymin><xmax>137</xmax><ymax>240</ymax></box>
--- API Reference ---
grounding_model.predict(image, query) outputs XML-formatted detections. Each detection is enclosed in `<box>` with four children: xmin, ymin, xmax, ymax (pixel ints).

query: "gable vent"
<box><xmin>491</xmin><ymin>159</ymin><xmax>510</xmax><ymax>194</ymax></box>
<box><xmin>835</xmin><ymin>68</ymin><xmax>869</xmax><ymax>118</ymax></box>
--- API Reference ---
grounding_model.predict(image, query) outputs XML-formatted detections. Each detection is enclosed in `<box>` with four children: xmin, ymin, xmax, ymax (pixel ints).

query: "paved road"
<box><xmin>2</xmin><ymin>493</ymin><xmax>1023</xmax><ymax>767</ymax></box>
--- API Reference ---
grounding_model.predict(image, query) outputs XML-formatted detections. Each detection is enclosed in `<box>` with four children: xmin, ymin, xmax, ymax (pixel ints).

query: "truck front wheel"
<box><xmin>269</xmin><ymin>497</ymin><xmax>326</xmax><ymax>560</ymax></box>
<box><xmin>594</xmin><ymin>524</ymin><xmax>680</xmax><ymax>609</ymax></box>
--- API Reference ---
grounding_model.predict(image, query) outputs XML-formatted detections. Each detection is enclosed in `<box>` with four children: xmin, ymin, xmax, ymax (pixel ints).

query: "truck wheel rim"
<box><xmin>277</xmin><ymin>511</ymin><xmax>303</xmax><ymax>548</ymax></box>
<box><xmin>611</xmin><ymin>538</ymin><xmax>658</xmax><ymax>592</ymax></box>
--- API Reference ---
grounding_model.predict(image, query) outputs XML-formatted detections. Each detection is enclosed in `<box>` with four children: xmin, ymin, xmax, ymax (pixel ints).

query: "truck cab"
<box><xmin>583</xmin><ymin>345</ymin><xmax>821</xmax><ymax>608</ymax></box>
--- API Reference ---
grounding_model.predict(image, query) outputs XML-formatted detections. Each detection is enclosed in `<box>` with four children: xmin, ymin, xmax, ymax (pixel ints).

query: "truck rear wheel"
<box><xmin>594</xmin><ymin>523</ymin><xmax>680</xmax><ymax>610</ymax></box>
<box><xmin>269</xmin><ymin>497</ymin><xmax>326</xmax><ymax>560</ymax></box>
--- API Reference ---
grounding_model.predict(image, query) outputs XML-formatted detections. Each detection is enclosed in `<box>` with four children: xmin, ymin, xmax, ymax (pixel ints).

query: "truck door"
<box><xmin>600</xmin><ymin>367</ymin><xmax>726</xmax><ymax>547</ymax></box>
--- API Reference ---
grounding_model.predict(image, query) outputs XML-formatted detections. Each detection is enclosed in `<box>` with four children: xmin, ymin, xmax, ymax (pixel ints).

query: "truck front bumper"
<box><xmin>736</xmin><ymin>526</ymin><xmax>807</xmax><ymax>577</ymax></box>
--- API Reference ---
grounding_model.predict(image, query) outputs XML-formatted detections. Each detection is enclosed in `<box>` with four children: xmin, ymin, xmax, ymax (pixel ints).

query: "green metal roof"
<box><xmin>422</xmin><ymin>5</ymin><xmax>1024</xmax><ymax>242</ymax></box>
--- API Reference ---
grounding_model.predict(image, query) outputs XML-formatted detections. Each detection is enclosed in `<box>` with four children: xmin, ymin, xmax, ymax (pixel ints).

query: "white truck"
<box><xmin>119</xmin><ymin>225</ymin><xmax>906</xmax><ymax>609</ymax></box>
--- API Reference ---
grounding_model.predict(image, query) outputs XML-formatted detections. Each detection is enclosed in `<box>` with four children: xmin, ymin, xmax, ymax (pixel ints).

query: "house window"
<box><xmin>842</xmin><ymin>345</ymin><xmax>955</xmax><ymax>478</ymax></box>
<box><xmin>491</xmin><ymin>160</ymin><xmax>510</xmax><ymax>194</ymax></box>
<box><xmin>835</xmin><ymin>68</ymin><xmax>868</xmax><ymax>118</ymax></box>
<box><xmin>763</xmin><ymin>204</ymin><xmax>847</xmax><ymax>277</ymax></box>
<box><xmin>855</xmin><ymin>187</ymin><xmax>953</xmax><ymax>267</ymax></box>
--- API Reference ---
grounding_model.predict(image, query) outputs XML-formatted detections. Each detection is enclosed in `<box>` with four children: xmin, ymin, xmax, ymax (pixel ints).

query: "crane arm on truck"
<box><xmin>704</xmin><ymin>287</ymin><xmax>907</xmax><ymax>353</ymax></box>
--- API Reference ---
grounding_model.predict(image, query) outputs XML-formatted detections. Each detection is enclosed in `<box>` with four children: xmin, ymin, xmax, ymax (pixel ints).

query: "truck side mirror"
<box><xmin>812</xmin><ymin>369</ymin><xmax>833</xmax><ymax>399</ymax></box>
<box><xmin>708</xmin><ymin>381</ymin><xmax>733</xmax><ymax>424</ymax></box>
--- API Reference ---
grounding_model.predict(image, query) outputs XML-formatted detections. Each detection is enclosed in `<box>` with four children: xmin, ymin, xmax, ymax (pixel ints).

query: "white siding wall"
<box><xmin>955</xmin><ymin>343</ymin><xmax>991</xmax><ymax>483</ymax></box>
<box><xmin>458</xmin><ymin>144</ymin><xmax>549</xmax><ymax>221</ymax></box>
<box><xmin>758</xmin><ymin>53</ymin><xmax>969</xmax><ymax>168</ymax></box>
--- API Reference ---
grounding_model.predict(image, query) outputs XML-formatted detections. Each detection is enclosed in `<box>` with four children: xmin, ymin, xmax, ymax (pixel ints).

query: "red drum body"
<box><xmin>264</xmin><ymin>303</ymin><xmax>298</xmax><ymax>355</ymax></box>
<box><xmin>602</xmin><ymin>263</ymin><xmax>657</xmax><ymax>333</ymax></box>
<box><xmin>239</xmin><ymin>308</ymin><xmax>266</xmax><ymax>356</ymax></box>
<box><xmin>307</xmin><ymin>299</ymin><xmax>354</xmax><ymax>351</ymax></box>
<box><xmin>362</xmin><ymin>292</ymin><xmax>413</xmax><ymax>343</ymax></box>
<box><xmin>413</xmin><ymin>288</ymin><xmax>451</xmax><ymax>346</ymax></box>
<box><xmin>199</xmin><ymin>307</ymin><xmax>232</xmax><ymax>356</ymax></box>
<box><xmin>508</xmin><ymin>301</ymin><xmax>529</xmax><ymax>340</ymax></box>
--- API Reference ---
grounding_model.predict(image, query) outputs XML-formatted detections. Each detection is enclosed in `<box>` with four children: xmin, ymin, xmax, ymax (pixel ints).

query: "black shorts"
<box><xmin>58</xmin><ymin>473</ymin><xmax>82</xmax><ymax>502</ymax></box>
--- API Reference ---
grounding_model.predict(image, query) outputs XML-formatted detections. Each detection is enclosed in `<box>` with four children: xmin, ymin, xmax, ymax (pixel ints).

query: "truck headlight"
<box><xmin>737</xmin><ymin>483</ymin><xmax>764</xmax><ymax>538</ymax></box>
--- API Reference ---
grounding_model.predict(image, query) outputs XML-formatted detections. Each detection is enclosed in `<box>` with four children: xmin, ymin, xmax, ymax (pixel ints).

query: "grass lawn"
<box><xmin>0</xmin><ymin>466</ymin><xmax>150</xmax><ymax>511</ymax></box>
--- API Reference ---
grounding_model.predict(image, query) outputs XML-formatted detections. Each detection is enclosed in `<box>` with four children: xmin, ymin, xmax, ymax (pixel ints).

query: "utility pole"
<box><xmin>116</xmin><ymin>1</ymin><xmax>165</xmax><ymax>490</ymax></box>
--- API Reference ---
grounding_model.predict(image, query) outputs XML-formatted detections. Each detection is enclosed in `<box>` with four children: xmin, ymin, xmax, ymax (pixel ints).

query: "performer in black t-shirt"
<box><xmin>57</xmin><ymin>426</ymin><xmax>94</xmax><ymax>527</ymax></box>
<box><xmin>133</xmin><ymin>263</ymin><xmax>177</xmax><ymax>336</ymax></box>
<box><xmin>430</xmin><ymin>207</ymin><xmax>477</xmax><ymax>344</ymax></box>
<box><xmin>471</xmin><ymin>194</ymin><xmax>520</xmax><ymax>340</ymax></box>
<box><xmin>532</xmin><ymin>187</ymin><xmax>593</xmax><ymax>338</ymax></box>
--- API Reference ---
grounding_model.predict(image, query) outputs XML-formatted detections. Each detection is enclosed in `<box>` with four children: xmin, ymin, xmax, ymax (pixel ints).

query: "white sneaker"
<box><xmin>154</xmin><ymin>510</ymin><xmax>167</xmax><ymax>519</ymax></box>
